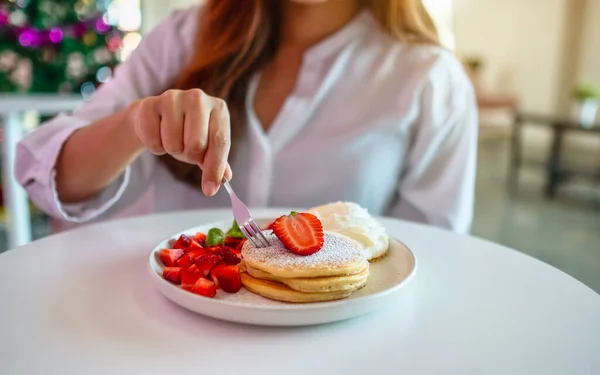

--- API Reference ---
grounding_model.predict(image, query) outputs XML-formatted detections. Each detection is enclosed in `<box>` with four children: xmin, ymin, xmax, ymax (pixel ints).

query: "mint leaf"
<box><xmin>226</xmin><ymin>219</ymin><xmax>245</xmax><ymax>239</ymax></box>
<box><xmin>205</xmin><ymin>228</ymin><xmax>225</xmax><ymax>246</ymax></box>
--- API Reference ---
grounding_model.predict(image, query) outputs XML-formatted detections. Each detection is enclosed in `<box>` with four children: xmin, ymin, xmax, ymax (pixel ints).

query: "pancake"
<box><xmin>245</xmin><ymin>264</ymin><xmax>369</xmax><ymax>293</ymax></box>
<box><xmin>242</xmin><ymin>231</ymin><xmax>368</xmax><ymax>279</ymax></box>
<box><xmin>240</xmin><ymin>272</ymin><xmax>365</xmax><ymax>303</ymax></box>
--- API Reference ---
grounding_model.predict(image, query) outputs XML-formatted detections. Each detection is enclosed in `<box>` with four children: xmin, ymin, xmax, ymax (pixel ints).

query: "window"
<box><xmin>424</xmin><ymin>0</ymin><xmax>455</xmax><ymax>50</ymax></box>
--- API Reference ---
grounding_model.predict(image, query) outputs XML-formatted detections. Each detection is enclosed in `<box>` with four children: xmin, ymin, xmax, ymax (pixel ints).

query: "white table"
<box><xmin>1</xmin><ymin>209</ymin><xmax>599</xmax><ymax>375</ymax></box>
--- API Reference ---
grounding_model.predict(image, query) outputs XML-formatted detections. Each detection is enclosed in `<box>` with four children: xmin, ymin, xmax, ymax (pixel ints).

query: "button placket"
<box><xmin>245</xmin><ymin>74</ymin><xmax>273</xmax><ymax>207</ymax></box>
<box><xmin>269</xmin><ymin>45</ymin><xmax>357</xmax><ymax>155</ymax></box>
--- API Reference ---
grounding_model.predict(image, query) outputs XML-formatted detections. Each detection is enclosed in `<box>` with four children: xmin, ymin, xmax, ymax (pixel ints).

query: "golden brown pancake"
<box><xmin>245</xmin><ymin>264</ymin><xmax>369</xmax><ymax>293</ymax></box>
<box><xmin>240</xmin><ymin>272</ymin><xmax>367</xmax><ymax>303</ymax></box>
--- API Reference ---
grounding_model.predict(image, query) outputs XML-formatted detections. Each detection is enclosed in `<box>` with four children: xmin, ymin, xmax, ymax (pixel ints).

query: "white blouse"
<box><xmin>15</xmin><ymin>7</ymin><xmax>478</xmax><ymax>234</ymax></box>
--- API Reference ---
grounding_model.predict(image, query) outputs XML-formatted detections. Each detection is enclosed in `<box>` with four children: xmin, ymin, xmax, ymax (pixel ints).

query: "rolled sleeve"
<box><xmin>15</xmin><ymin>116</ymin><xmax>131</xmax><ymax>222</ymax></box>
<box><xmin>52</xmin><ymin>166</ymin><xmax>131</xmax><ymax>223</ymax></box>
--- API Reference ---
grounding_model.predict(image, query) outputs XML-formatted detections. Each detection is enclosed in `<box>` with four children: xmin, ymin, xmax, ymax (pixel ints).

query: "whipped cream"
<box><xmin>309</xmin><ymin>202</ymin><xmax>389</xmax><ymax>260</ymax></box>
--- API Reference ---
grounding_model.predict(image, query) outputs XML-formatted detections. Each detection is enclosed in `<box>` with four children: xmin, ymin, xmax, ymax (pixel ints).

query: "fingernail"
<box><xmin>203</xmin><ymin>181</ymin><xmax>218</xmax><ymax>196</ymax></box>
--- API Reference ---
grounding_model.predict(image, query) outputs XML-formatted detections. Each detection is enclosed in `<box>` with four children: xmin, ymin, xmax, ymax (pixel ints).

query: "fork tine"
<box><xmin>244</xmin><ymin>222</ymin><xmax>268</xmax><ymax>248</ymax></box>
<box><xmin>221</xmin><ymin>177</ymin><xmax>268</xmax><ymax>248</ymax></box>
<box><xmin>250</xmin><ymin>220</ymin><xmax>270</xmax><ymax>246</ymax></box>
<box><xmin>240</xmin><ymin>224</ymin><xmax>260</xmax><ymax>247</ymax></box>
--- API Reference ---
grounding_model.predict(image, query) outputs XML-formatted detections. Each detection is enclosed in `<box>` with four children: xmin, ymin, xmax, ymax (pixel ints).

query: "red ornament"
<box><xmin>107</xmin><ymin>35</ymin><xmax>121</xmax><ymax>52</ymax></box>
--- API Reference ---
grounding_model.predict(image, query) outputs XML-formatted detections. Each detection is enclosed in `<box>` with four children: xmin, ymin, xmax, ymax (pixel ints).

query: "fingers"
<box><xmin>160</xmin><ymin>90</ymin><xmax>184</xmax><ymax>155</ymax></box>
<box><xmin>135</xmin><ymin>97</ymin><xmax>164</xmax><ymax>155</ymax></box>
<box><xmin>132</xmin><ymin>89</ymin><xmax>232</xmax><ymax>197</ymax></box>
<box><xmin>224</xmin><ymin>162</ymin><xmax>233</xmax><ymax>181</ymax></box>
<box><xmin>182</xmin><ymin>89</ymin><xmax>209</xmax><ymax>164</ymax></box>
<box><xmin>201</xmin><ymin>98</ymin><xmax>231</xmax><ymax>196</ymax></box>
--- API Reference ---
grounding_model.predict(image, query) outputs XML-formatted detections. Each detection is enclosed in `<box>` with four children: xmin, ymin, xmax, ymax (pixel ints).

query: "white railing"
<box><xmin>0</xmin><ymin>94</ymin><xmax>83</xmax><ymax>249</ymax></box>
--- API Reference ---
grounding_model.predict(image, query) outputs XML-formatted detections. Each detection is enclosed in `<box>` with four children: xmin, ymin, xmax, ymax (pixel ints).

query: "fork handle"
<box><xmin>222</xmin><ymin>176</ymin><xmax>234</xmax><ymax>195</ymax></box>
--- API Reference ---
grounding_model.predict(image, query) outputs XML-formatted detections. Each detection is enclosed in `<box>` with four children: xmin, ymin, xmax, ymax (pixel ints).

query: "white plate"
<box><xmin>148</xmin><ymin>218</ymin><xmax>416</xmax><ymax>326</ymax></box>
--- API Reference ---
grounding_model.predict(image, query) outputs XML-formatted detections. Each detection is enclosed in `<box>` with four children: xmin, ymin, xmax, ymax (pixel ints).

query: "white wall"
<box><xmin>453</xmin><ymin>0</ymin><xmax>569</xmax><ymax>113</ymax></box>
<box><xmin>141</xmin><ymin>0</ymin><xmax>199</xmax><ymax>33</ymax></box>
<box><xmin>579</xmin><ymin>0</ymin><xmax>600</xmax><ymax>90</ymax></box>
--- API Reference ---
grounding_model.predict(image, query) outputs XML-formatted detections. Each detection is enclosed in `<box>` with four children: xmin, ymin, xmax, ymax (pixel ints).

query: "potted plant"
<box><xmin>572</xmin><ymin>83</ymin><xmax>599</xmax><ymax>128</ymax></box>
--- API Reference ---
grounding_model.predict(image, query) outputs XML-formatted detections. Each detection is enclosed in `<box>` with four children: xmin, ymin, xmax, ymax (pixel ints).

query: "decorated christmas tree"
<box><xmin>0</xmin><ymin>0</ymin><xmax>123</xmax><ymax>95</ymax></box>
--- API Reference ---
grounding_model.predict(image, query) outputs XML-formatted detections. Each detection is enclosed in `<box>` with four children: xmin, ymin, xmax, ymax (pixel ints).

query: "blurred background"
<box><xmin>0</xmin><ymin>0</ymin><xmax>599</xmax><ymax>292</ymax></box>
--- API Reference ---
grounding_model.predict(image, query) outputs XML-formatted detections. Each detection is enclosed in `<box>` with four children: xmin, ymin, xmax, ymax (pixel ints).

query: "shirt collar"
<box><xmin>303</xmin><ymin>9</ymin><xmax>375</xmax><ymax>63</ymax></box>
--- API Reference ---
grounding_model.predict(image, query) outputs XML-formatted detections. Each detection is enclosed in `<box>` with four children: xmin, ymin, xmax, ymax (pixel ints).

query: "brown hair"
<box><xmin>160</xmin><ymin>0</ymin><xmax>439</xmax><ymax>186</ymax></box>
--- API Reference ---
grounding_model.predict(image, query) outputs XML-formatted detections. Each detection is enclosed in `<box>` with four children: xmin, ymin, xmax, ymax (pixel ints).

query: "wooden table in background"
<box><xmin>509</xmin><ymin>112</ymin><xmax>600</xmax><ymax>197</ymax></box>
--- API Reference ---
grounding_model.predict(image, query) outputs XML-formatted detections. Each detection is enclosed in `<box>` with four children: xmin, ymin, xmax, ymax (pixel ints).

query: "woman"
<box><xmin>15</xmin><ymin>0</ymin><xmax>478</xmax><ymax>234</ymax></box>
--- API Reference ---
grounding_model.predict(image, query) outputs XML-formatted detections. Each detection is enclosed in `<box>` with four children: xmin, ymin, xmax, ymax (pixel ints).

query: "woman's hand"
<box><xmin>129</xmin><ymin>89</ymin><xmax>233</xmax><ymax>196</ymax></box>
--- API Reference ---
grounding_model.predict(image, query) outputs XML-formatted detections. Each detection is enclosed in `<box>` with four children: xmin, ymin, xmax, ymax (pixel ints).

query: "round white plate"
<box><xmin>148</xmin><ymin>218</ymin><xmax>416</xmax><ymax>326</ymax></box>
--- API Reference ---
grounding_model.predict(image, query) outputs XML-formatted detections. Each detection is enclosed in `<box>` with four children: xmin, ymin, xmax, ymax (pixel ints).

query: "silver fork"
<box><xmin>221</xmin><ymin>177</ymin><xmax>270</xmax><ymax>248</ymax></box>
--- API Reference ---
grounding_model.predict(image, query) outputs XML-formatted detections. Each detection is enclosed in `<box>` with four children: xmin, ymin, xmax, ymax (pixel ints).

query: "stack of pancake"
<box><xmin>240</xmin><ymin>231</ymin><xmax>369</xmax><ymax>303</ymax></box>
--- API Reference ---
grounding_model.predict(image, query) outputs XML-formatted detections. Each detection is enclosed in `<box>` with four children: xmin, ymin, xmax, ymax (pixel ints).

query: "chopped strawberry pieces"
<box><xmin>176</xmin><ymin>253</ymin><xmax>194</xmax><ymax>269</ymax></box>
<box><xmin>205</xmin><ymin>245</ymin><xmax>223</xmax><ymax>254</ymax></box>
<box><xmin>190</xmin><ymin>278</ymin><xmax>217</xmax><ymax>298</ymax></box>
<box><xmin>161</xmin><ymin>230</ymin><xmax>247</xmax><ymax>296</ymax></box>
<box><xmin>181</xmin><ymin>264</ymin><xmax>203</xmax><ymax>290</ymax></box>
<box><xmin>188</xmin><ymin>240</ymin><xmax>204</xmax><ymax>251</ymax></box>
<box><xmin>224</xmin><ymin>237</ymin><xmax>243</xmax><ymax>249</ymax></box>
<box><xmin>210</xmin><ymin>261</ymin><xmax>227</xmax><ymax>288</ymax></box>
<box><xmin>222</xmin><ymin>246</ymin><xmax>242</xmax><ymax>265</ymax></box>
<box><xmin>272</xmin><ymin>212</ymin><xmax>324</xmax><ymax>256</ymax></box>
<box><xmin>162</xmin><ymin>267</ymin><xmax>182</xmax><ymax>284</ymax></box>
<box><xmin>232</xmin><ymin>249</ymin><xmax>242</xmax><ymax>263</ymax></box>
<box><xmin>212</xmin><ymin>265</ymin><xmax>242</xmax><ymax>293</ymax></box>
<box><xmin>188</xmin><ymin>248</ymin><xmax>208</xmax><ymax>262</ymax></box>
<box><xmin>193</xmin><ymin>232</ymin><xmax>207</xmax><ymax>246</ymax></box>
<box><xmin>195</xmin><ymin>254</ymin><xmax>224</xmax><ymax>277</ymax></box>
<box><xmin>159</xmin><ymin>249</ymin><xmax>184</xmax><ymax>267</ymax></box>
<box><xmin>173</xmin><ymin>234</ymin><xmax>192</xmax><ymax>250</ymax></box>
<box><xmin>235</xmin><ymin>238</ymin><xmax>247</xmax><ymax>250</ymax></box>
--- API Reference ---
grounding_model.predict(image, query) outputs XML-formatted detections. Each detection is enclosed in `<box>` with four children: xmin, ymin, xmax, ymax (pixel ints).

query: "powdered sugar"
<box><xmin>242</xmin><ymin>231</ymin><xmax>366</xmax><ymax>271</ymax></box>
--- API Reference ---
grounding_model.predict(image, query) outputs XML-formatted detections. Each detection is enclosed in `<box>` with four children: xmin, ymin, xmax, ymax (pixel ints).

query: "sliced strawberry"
<box><xmin>235</xmin><ymin>238</ymin><xmax>247</xmax><ymax>250</ymax></box>
<box><xmin>193</xmin><ymin>232</ymin><xmax>207</xmax><ymax>246</ymax></box>
<box><xmin>195</xmin><ymin>254</ymin><xmax>224</xmax><ymax>278</ymax></box>
<box><xmin>212</xmin><ymin>265</ymin><xmax>242</xmax><ymax>293</ymax></box>
<box><xmin>209</xmin><ymin>261</ymin><xmax>227</xmax><ymax>288</ymax></box>
<box><xmin>176</xmin><ymin>253</ymin><xmax>194</xmax><ymax>269</ymax></box>
<box><xmin>159</xmin><ymin>249</ymin><xmax>184</xmax><ymax>267</ymax></box>
<box><xmin>222</xmin><ymin>246</ymin><xmax>242</xmax><ymax>265</ymax></box>
<box><xmin>181</xmin><ymin>264</ymin><xmax>203</xmax><ymax>290</ymax></box>
<box><xmin>188</xmin><ymin>240</ymin><xmax>204</xmax><ymax>251</ymax></box>
<box><xmin>173</xmin><ymin>234</ymin><xmax>192</xmax><ymax>250</ymax></box>
<box><xmin>271</xmin><ymin>212</ymin><xmax>324</xmax><ymax>256</ymax></box>
<box><xmin>188</xmin><ymin>248</ymin><xmax>208</xmax><ymax>262</ymax></box>
<box><xmin>205</xmin><ymin>245</ymin><xmax>224</xmax><ymax>254</ymax></box>
<box><xmin>224</xmin><ymin>237</ymin><xmax>243</xmax><ymax>249</ymax></box>
<box><xmin>232</xmin><ymin>249</ymin><xmax>243</xmax><ymax>263</ymax></box>
<box><xmin>264</xmin><ymin>220</ymin><xmax>276</xmax><ymax>231</ymax></box>
<box><xmin>162</xmin><ymin>267</ymin><xmax>182</xmax><ymax>284</ymax></box>
<box><xmin>190</xmin><ymin>278</ymin><xmax>217</xmax><ymax>298</ymax></box>
<box><xmin>205</xmin><ymin>246</ymin><xmax>229</xmax><ymax>260</ymax></box>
